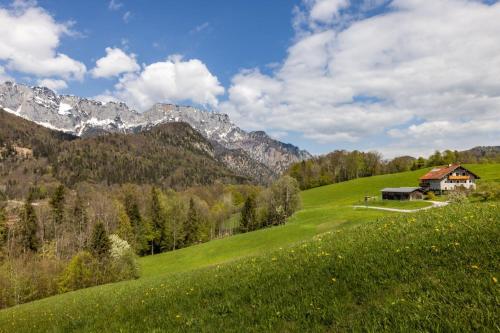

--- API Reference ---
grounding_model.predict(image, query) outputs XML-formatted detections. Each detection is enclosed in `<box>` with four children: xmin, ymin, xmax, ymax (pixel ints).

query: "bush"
<box><xmin>0</xmin><ymin>255</ymin><xmax>63</xmax><ymax>309</ymax></box>
<box><xmin>448</xmin><ymin>190</ymin><xmax>468</xmax><ymax>204</ymax></box>
<box><xmin>109</xmin><ymin>234</ymin><xmax>139</xmax><ymax>281</ymax></box>
<box><xmin>58</xmin><ymin>251</ymin><xmax>97</xmax><ymax>293</ymax></box>
<box><xmin>426</xmin><ymin>191</ymin><xmax>436</xmax><ymax>200</ymax></box>
<box><xmin>472</xmin><ymin>182</ymin><xmax>500</xmax><ymax>202</ymax></box>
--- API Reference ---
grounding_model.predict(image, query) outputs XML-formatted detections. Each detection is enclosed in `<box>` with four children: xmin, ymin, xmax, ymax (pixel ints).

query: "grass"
<box><xmin>0</xmin><ymin>163</ymin><xmax>499</xmax><ymax>332</ymax></box>
<box><xmin>360</xmin><ymin>199</ymin><xmax>432</xmax><ymax>210</ymax></box>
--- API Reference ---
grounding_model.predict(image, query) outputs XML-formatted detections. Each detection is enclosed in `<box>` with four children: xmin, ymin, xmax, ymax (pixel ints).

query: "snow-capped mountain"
<box><xmin>0</xmin><ymin>81</ymin><xmax>311</xmax><ymax>176</ymax></box>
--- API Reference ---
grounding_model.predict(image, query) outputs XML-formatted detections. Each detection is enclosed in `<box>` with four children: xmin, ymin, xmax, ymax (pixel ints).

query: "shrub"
<box><xmin>448</xmin><ymin>190</ymin><xmax>467</xmax><ymax>204</ymax></box>
<box><xmin>472</xmin><ymin>182</ymin><xmax>500</xmax><ymax>202</ymax></box>
<box><xmin>109</xmin><ymin>234</ymin><xmax>140</xmax><ymax>281</ymax></box>
<box><xmin>426</xmin><ymin>191</ymin><xmax>436</xmax><ymax>200</ymax></box>
<box><xmin>58</xmin><ymin>251</ymin><xmax>97</xmax><ymax>293</ymax></box>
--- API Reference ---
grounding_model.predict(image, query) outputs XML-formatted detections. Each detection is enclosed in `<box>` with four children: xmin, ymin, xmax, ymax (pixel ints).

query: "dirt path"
<box><xmin>352</xmin><ymin>200</ymin><xmax>449</xmax><ymax>213</ymax></box>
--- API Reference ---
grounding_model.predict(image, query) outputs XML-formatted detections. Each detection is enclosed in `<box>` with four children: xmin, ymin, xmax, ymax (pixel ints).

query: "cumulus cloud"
<box><xmin>0</xmin><ymin>1</ymin><xmax>86</xmax><ymax>80</ymax></box>
<box><xmin>221</xmin><ymin>0</ymin><xmax>500</xmax><ymax>157</ymax></box>
<box><xmin>37</xmin><ymin>78</ymin><xmax>67</xmax><ymax>91</ymax></box>
<box><xmin>114</xmin><ymin>55</ymin><xmax>224</xmax><ymax>110</ymax></box>
<box><xmin>309</xmin><ymin>0</ymin><xmax>349</xmax><ymax>23</ymax></box>
<box><xmin>91</xmin><ymin>47</ymin><xmax>140</xmax><ymax>78</ymax></box>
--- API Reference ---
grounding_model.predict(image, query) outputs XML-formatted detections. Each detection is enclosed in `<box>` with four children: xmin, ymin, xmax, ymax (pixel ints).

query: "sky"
<box><xmin>0</xmin><ymin>0</ymin><xmax>499</xmax><ymax>158</ymax></box>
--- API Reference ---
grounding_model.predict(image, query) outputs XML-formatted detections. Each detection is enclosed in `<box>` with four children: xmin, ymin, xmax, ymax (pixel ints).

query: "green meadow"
<box><xmin>0</xmin><ymin>164</ymin><xmax>498</xmax><ymax>332</ymax></box>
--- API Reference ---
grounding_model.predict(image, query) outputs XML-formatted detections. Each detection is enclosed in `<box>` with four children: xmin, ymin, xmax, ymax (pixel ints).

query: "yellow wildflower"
<box><xmin>492</xmin><ymin>277</ymin><xmax>497</xmax><ymax>284</ymax></box>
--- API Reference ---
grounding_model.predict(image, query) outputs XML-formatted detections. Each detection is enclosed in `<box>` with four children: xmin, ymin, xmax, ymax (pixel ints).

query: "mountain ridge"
<box><xmin>0</xmin><ymin>81</ymin><xmax>311</xmax><ymax>177</ymax></box>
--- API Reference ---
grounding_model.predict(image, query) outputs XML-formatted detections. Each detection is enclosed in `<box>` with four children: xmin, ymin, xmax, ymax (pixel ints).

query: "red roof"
<box><xmin>419</xmin><ymin>164</ymin><xmax>461</xmax><ymax>180</ymax></box>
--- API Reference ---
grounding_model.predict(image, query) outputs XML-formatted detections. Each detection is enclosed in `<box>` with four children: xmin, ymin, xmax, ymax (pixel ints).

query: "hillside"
<box><xmin>0</xmin><ymin>164</ymin><xmax>498</xmax><ymax>332</ymax></box>
<box><xmin>0</xmin><ymin>82</ymin><xmax>311</xmax><ymax>177</ymax></box>
<box><xmin>0</xmin><ymin>109</ymin><xmax>248</xmax><ymax>192</ymax></box>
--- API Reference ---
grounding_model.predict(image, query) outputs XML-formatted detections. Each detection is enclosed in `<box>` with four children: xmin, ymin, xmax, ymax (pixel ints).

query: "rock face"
<box><xmin>0</xmin><ymin>82</ymin><xmax>311</xmax><ymax>179</ymax></box>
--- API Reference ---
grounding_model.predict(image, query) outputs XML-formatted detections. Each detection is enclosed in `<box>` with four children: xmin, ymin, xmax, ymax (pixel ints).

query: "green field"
<box><xmin>0</xmin><ymin>164</ymin><xmax>498</xmax><ymax>332</ymax></box>
<box><xmin>361</xmin><ymin>199</ymin><xmax>433</xmax><ymax>210</ymax></box>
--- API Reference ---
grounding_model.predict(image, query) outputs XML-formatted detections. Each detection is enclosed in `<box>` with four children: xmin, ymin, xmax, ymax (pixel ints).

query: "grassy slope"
<box><xmin>362</xmin><ymin>200</ymin><xmax>432</xmax><ymax>209</ymax></box>
<box><xmin>0</xmin><ymin>164</ymin><xmax>498</xmax><ymax>332</ymax></box>
<box><xmin>140</xmin><ymin>163</ymin><xmax>496</xmax><ymax>276</ymax></box>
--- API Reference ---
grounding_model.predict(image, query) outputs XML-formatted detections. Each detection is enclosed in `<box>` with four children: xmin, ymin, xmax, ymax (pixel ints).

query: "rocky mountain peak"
<box><xmin>0</xmin><ymin>81</ymin><xmax>311</xmax><ymax>178</ymax></box>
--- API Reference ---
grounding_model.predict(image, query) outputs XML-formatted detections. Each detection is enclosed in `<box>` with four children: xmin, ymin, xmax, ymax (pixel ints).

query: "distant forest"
<box><xmin>287</xmin><ymin>147</ymin><xmax>500</xmax><ymax>190</ymax></box>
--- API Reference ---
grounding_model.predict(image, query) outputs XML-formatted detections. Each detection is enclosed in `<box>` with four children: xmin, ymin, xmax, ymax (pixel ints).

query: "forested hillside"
<box><xmin>0</xmin><ymin>109</ymin><xmax>247</xmax><ymax>194</ymax></box>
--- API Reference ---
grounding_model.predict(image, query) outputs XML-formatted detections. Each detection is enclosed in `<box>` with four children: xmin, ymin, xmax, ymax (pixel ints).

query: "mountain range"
<box><xmin>0</xmin><ymin>82</ymin><xmax>311</xmax><ymax>181</ymax></box>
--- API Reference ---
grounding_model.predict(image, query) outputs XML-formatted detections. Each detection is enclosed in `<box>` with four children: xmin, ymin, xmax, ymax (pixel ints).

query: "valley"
<box><xmin>0</xmin><ymin>164</ymin><xmax>498</xmax><ymax>332</ymax></box>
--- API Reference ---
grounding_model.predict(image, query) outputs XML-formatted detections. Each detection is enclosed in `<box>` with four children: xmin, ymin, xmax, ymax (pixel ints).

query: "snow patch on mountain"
<box><xmin>58</xmin><ymin>103</ymin><xmax>72</xmax><ymax>115</ymax></box>
<box><xmin>0</xmin><ymin>81</ymin><xmax>311</xmax><ymax>174</ymax></box>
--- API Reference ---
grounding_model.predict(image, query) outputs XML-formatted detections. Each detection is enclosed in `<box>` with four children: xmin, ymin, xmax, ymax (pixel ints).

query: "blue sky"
<box><xmin>36</xmin><ymin>0</ymin><xmax>298</xmax><ymax>95</ymax></box>
<box><xmin>0</xmin><ymin>0</ymin><xmax>499</xmax><ymax>157</ymax></box>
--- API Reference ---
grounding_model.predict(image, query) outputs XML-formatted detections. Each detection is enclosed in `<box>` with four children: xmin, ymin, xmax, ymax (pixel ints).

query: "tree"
<box><xmin>58</xmin><ymin>251</ymin><xmax>97</xmax><ymax>293</ymax></box>
<box><xmin>427</xmin><ymin>150</ymin><xmax>444</xmax><ymax>167</ymax></box>
<box><xmin>116</xmin><ymin>201</ymin><xmax>134</xmax><ymax>245</ymax></box>
<box><xmin>184</xmin><ymin>198</ymin><xmax>202</xmax><ymax>245</ymax></box>
<box><xmin>271</xmin><ymin>176</ymin><xmax>301</xmax><ymax>218</ymax></box>
<box><xmin>49</xmin><ymin>185</ymin><xmax>65</xmax><ymax>256</ymax></box>
<box><xmin>89</xmin><ymin>222</ymin><xmax>110</xmax><ymax>260</ymax></box>
<box><xmin>240</xmin><ymin>195</ymin><xmax>257</xmax><ymax>233</ymax></box>
<box><xmin>50</xmin><ymin>185</ymin><xmax>65</xmax><ymax>226</ymax></box>
<box><xmin>0</xmin><ymin>205</ymin><xmax>6</xmax><ymax>248</ymax></box>
<box><xmin>123</xmin><ymin>192</ymin><xmax>148</xmax><ymax>254</ymax></box>
<box><xmin>19</xmin><ymin>194</ymin><xmax>39</xmax><ymax>252</ymax></box>
<box><xmin>149</xmin><ymin>187</ymin><xmax>165</xmax><ymax>255</ymax></box>
<box><xmin>162</xmin><ymin>193</ymin><xmax>186</xmax><ymax>251</ymax></box>
<box><xmin>72</xmin><ymin>192</ymin><xmax>88</xmax><ymax>249</ymax></box>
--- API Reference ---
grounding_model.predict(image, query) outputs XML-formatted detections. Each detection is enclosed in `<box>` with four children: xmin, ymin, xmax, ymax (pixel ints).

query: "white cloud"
<box><xmin>93</xmin><ymin>91</ymin><xmax>120</xmax><ymax>104</ymax></box>
<box><xmin>91</xmin><ymin>47</ymin><xmax>139</xmax><ymax>78</ymax></box>
<box><xmin>114</xmin><ymin>55</ymin><xmax>225</xmax><ymax>110</ymax></box>
<box><xmin>37</xmin><ymin>78</ymin><xmax>67</xmax><ymax>91</ymax></box>
<box><xmin>122</xmin><ymin>11</ymin><xmax>132</xmax><ymax>23</ymax></box>
<box><xmin>309</xmin><ymin>0</ymin><xmax>349</xmax><ymax>23</ymax></box>
<box><xmin>221</xmin><ymin>0</ymin><xmax>500</xmax><ymax>157</ymax></box>
<box><xmin>0</xmin><ymin>1</ymin><xmax>86</xmax><ymax>80</ymax></box>
<box><xmin>108</xmin><ymin>0</ymin><xmax>122</xmax><ymax>11</ymax></box>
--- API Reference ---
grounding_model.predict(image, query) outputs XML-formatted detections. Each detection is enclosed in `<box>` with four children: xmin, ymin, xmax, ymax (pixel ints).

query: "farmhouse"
<box><xmin>419</xmin><ymin>164</ymin><xmax>479</xmax><ymax>192</ymax></box>
<box><xmin>381</xmin><ymin>187</ymin><xmax>424</xmax><ymax>201</ymax></box>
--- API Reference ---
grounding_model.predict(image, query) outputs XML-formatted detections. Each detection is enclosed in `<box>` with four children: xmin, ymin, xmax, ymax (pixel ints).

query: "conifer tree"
<box><xmin>124</xmin><ymin>192</ymin><xmax>148</xmax><ymax>254</ymax></box>
<box><xmin>19</xmin><ymin>194</ymin><xmax>39</xmax><ymax>252</ymax></box>
<box><xmin>149</xmin><ymin>187</ymin><xmax>165</xmax><ymax>255</ymax></box>
<box><xmin>240</xmin><ymin>195</ymin><xmax>257</xmax><ymax>233</ymax></box>
<box><xmin>49</xmin><ymin>185</ymin><xmax>65</xmax><ymax>256</ymax></box>
<box><xmin>89</xmin><ymin>222</ymin><xmax>110</xmax><ymax>260</ymax></box>
<box><xmin>184</xmin><ymin>198</ymin><xmax>201</xmax><ymax>245</ymax></box>
<box><xmin>50</xmin><ymin>185</ymin><xmax>66</xmax><ymax>226</ymax></box>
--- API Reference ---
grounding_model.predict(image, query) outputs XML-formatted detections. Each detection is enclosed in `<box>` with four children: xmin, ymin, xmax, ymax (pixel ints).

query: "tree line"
<box><xmin>287</xmin><ymin>148</ymin><xmax>500</xmax><ymax>190</ymax></box>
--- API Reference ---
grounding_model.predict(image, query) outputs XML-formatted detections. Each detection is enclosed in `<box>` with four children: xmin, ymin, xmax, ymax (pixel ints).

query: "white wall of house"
<box><xmin>438</xmin><ymin>167</ymin><xmax>477</xmax><ymax>191</ymax></box>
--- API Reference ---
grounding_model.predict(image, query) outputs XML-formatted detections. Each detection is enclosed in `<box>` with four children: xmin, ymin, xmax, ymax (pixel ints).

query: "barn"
<box><xmin>381</xmin><ymin>187</ymin><xmax>424</xmax><ymax>201</ymax></box>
